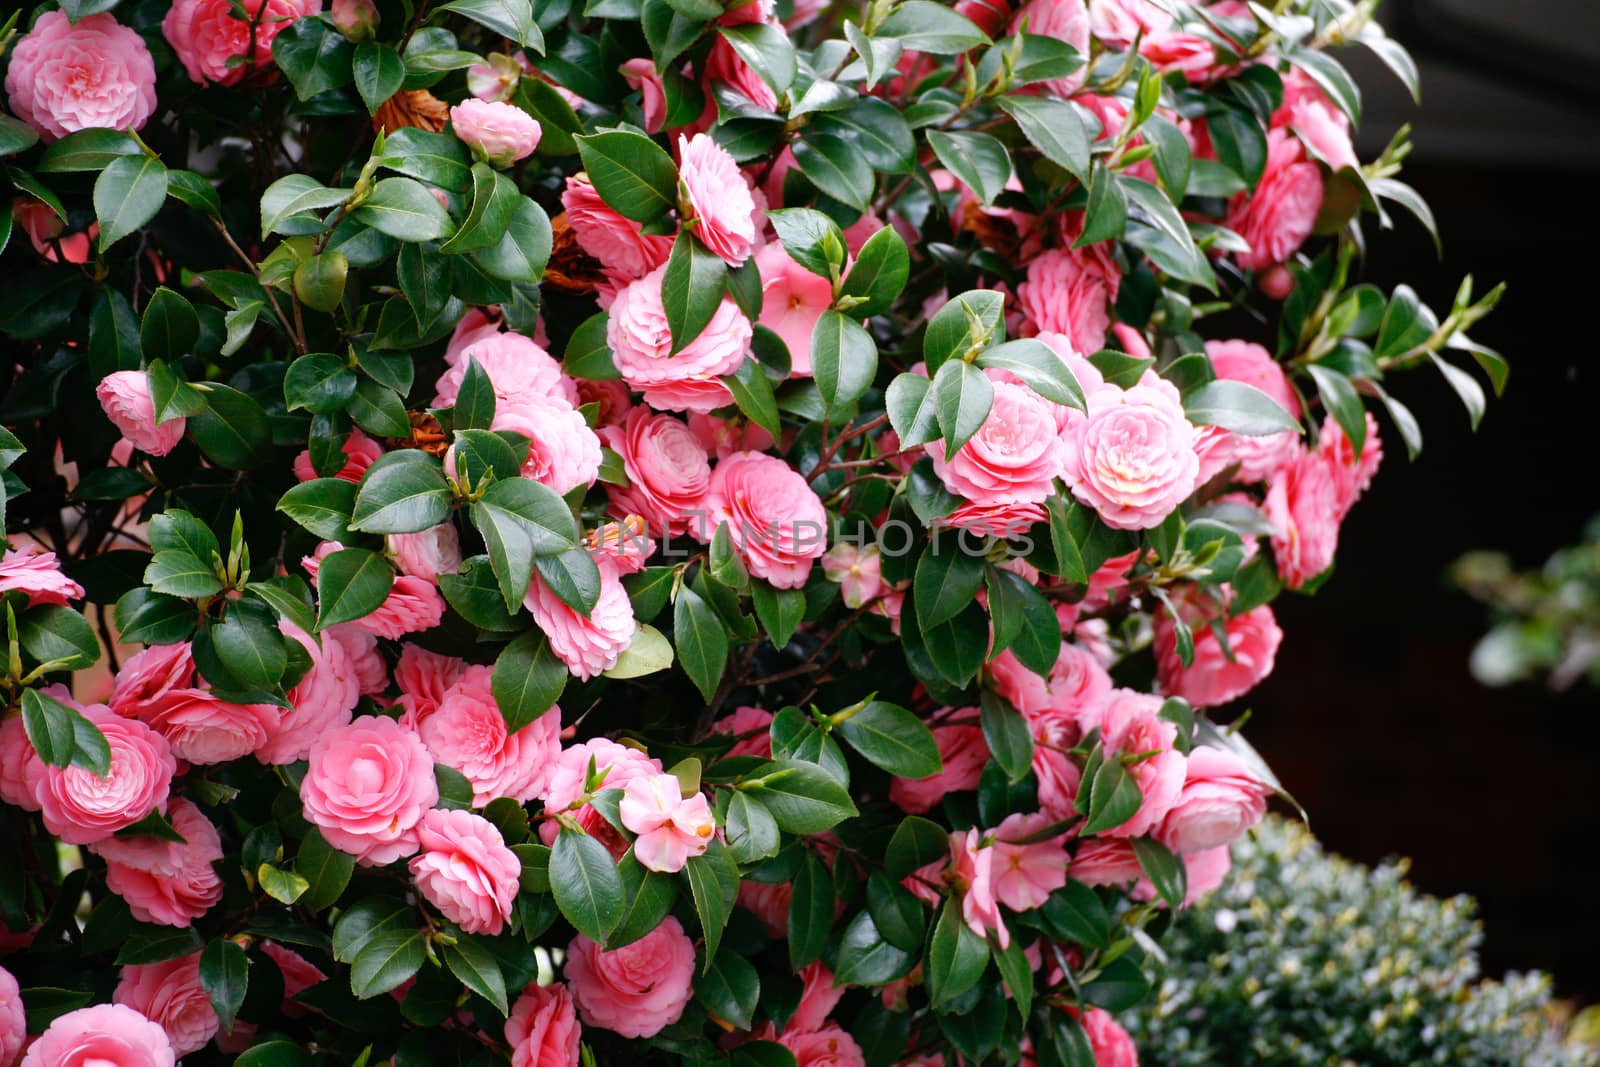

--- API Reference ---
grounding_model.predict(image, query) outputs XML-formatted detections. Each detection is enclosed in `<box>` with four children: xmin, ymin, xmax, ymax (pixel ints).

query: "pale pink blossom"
<box><xmin>777</xmin><ymin>1025</ymin><xmax>867</xmax><ymax>1067</ymax></box>
<box><xmin>0</xmin><ymin>545</ymin><xmax>84</xmax><ymax>606</ymax></box>
<box><xmin>96</xmin><ymin>371</ymin><xmax>185</xmax><ymax>457</ymax></box>
<box><xmin>1009</xmin><ymin>0</ymin><xmax>1090</xmax><ymax>96</ymax></box>
<box><xmin>95</xmin><ymin>799</ymin><xmax>223</xmax><ymax>927</ymax></box>
<box><xmin>790</xmin><ymin>962</ymin><xmax>844</xmax><ymax>1033</ymax></box>
<box><xmin>889</xmin><ymin>722</ymin><xmax>986</xmax><ymax>815</ymax></box>
<box><xmin>712</xmin><ymin>705</ymin><xmax>774</xmax><ymax>759</ymax></box>
<box><xmin>416</xmin><ymin>665</ymin><xmax>560</xmax><ymax>805</ymax></box>
<box><xmin>561</xmin><ymin>174</ymin><xmax>672</xmax><ymax>281</ymax></box>
<box><xmin>494</xmin><ymin>399</ymin><xmax>603</xmax><ymax>495</ymax></box>
<box><xmin>35</xmin><ymin>705</ymin><xmax>173</xmax><ymax>846</ymax></box>
<box><xmin>821</xmin><ymin>542</ymin><xmax>884</xmax><ymax>609</ymax></box>
<box><xmin>303</xmin><ymin>542</ymin><xmax>446</xmax><ymax>639</ymax></box>
<box><xmin>989</xmin><ymin>640</ymin><xmax>1110</xmax><ymax>721</ymax></box>
<box><xmin>952</xmin><ymin>828</ymin><xmax>1008</xmax><ymax>947</ymax></box>
<box><xmin>755</xmin><ymin>241</ymin><xmax>833</xmax><ymax>375</ymax></box>
<box><xmin>163</xmin><ymin>0</ymin><xmax>322</xmax><ymax>87</ymax></box>
<box><xmin>451</xmin><ymin>98</ymin><xmax>542</xmax><ymax>166</ymax></box>
<box><xmin>607</xmin><ymin>266</ymin><xmax>752</xmax><ymax>412</ymax></box>
<box><xmin>1155</xmin><ymin>745</ymin><xmax>1270</xmax><ymax>855</ymax></box>
<box><xmin>505</xmin><ymin>983</ymin><xmax>582</xmax><ymax>1067</ymax></box>
<box><xmin>432</xmin><ymin>331</ymin><xmax>573</xmax><ymax>411</ymax></box>
<box><xmin>20</xmin><ymin>1003</ymin><xmax>175</xmax><ymax>1067</ymax></box>
<box><xmin>991</xmin><ymin>811</ymin><xmax>1069</xmax><ymax>912</ymax></box>
<box><xmin>1016</xmin><ymin>246</ymin><xmax>1119</xmax><ymax>362</ymax></box>
<box><xmin>0</xmin><ymin>966</ymin><xmax>22</xmax><ymax>1067</ymax></box>
<box><xmin>1263</xmin><ymin>445</ymin><xmax>1341</xmax><ymax>588</ymax></box>
<box><xmin>292</xmin><ymin>428</ymin><xmax>384</xmax><ymax>484</ymax></box>
<box><xmin>619</xmin><ymin>772</ymin><xmax>715</xmax><ymax>872</ymax></box>
<box><xmin>468</xmin><ymin>53</ymin><xmax>524</xmax><ymax>103</ymax></box>
<box><xmin>1204</xmin><ymin>339</ymin><xmax>1302</xmax><ymax>482</ymax></box>
<box><xmin>300</xmin><ymin>715</ymin><xmax>438</xmax><ymax>865</ymax></box>
<box><xmin>621</xmin><ymin>58</ymin><xmax>666</xmax><ymax>132</ymax></box>
<box><xmin>1156</xmin><ymin>602</ymin><xmax>1283</xmax><ymax>709</ymax></box>
<box><xmin>1077</xmin><ymin>1007</ymin><xmax>1138</xmax><ymax>1067</ymax></box>
<box><xmin>1071</xmin><ymin>839</ymin><xmax>1142</xmax><ymax>888</ymax></box>
<box><xmin>114</xmin><ymin>953</ymin><xmax>218</xmax><ymax>1057</ymax></box>
<box><xmin>1317</xmin><ymin>412</ymin><xmax>1382</xmax><ymax>516</ymax></box>
<box><xmin>705</xmin><ymin>451</ymin><xmax>828</xmax><ymax>589</ymax></box>
<box><xmin>1227</xmin><ymin>130</ymin><xmax>1322</xmax><ymax>272</ymax></box>
<box><xmin>601</xmin><ymin>408</ymin><xmax>712</xmax><ymax>536</ymax></box>
<box><xmin>390</xmin><ymin>523</ymin><xmax>462</xmax><ymax>584</ymax></box>
<box><xmin>525</xmin><ymin>554</ymin><xmax>637</xmax><ymax>680</ymax></box>
<box><xmin>254</xmin><ymin>621</ymin><xmax>361</xmax><ymax>765</ymax></box>
<box><xmin>1096</xmin><ymin>689</ymin><xmax>1186</xmax><ymax>838</ymax></box>
<box><xmin>678</xmin><ymin>133</ymin><xmax>758</xmax><ymax>266</ymax></box>
<box><xmin>928</xmin><ymin>379</ymin><xmax>1067</xmax><ymax>506</ymax></box>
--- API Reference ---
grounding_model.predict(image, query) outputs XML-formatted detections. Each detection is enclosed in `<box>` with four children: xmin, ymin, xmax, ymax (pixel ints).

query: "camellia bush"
<box><xmin>0</xmin><ymin>0</ymin><xmax>1507</xmax><ymax>1063</ymax></box>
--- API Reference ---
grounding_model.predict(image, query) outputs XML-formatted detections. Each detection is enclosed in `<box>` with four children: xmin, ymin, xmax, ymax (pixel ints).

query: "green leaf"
<box><xmin>260</xmin><ymin>175</ymin><xmax>352</xmax><ymax>238</ymax></box>
<box><xmin>333</xmin><ymin>897</ymin><xmax>413</xmax><ymax>962</ymax></box>
<box><xmin>885</xmin><ymin>372</ymin><xmax>939</xmax><ymax>447</ymax></box>
<box><xmin>1122</xmin><ymin>178</ymin><xmax>1216</xmax><ymax>291</ymax></box>
<box><xmin>441</xmin><ymin>0</ymin><xmax>542</xmax><ymax>50</ymax></box>
<box><xmin>1040</xmin><ymin>880</ymin><xmax>1111</xmax><ymax>950</ymax></box>
<box><xmin>1182</xmin><ymin>379</ymin><xmax>1300</xmax><ymax>436</ymax></box>
<box><xmin>768</xmin><ymin>208</ymin><xmax>846</xmax><ymax>278</ymax></box>
<box><xmin>984</xmin><ymin>569</ymin><xmax>1059</xmax><ymax>675</ymax></box>
<box><xmin>750</xmin><ymin>581</ymin><xmax>805</xmax><ymax>649</ymax></box>
<box><xmin>212</xmin><ymin>602</ymin><xmax>288</xmax><ymax>690</ymax></box>
<box><xmin>17</xmin><ymin>605</ymin><xmax>99</xmax><ymax>671</ymax></box>
<box><xmin>743</xmin><ymin>759</ymin><xmax>857</xmax><ymax>834</ymax></box>
<box><xmin>1077</xmin><ymin>162</ymin><xmax>1127</xmax><ymax>247</ymax></box>
<box><xmin>1306</xmin><ymin>363</ymin><xmax>1367</xmax><ymax>459</ymax></box>
<box><xmin>492</xmin><ymin>629</ymin><xmax>567</xmax><ymax>732</ymax></box>
<box><xmin>350</xmin><ymin>924</ymin><xmax>427</xmax><ymax>999</ymax></box>
<box><xmin>442</xmin><ymin>936</ymin><xmax>509</xmax><ymax>1015</ymax></box>
<box><xmin>233</xmin><ymin>1041</ymin><xmax>312</xmax><ymax>1067</ymax></box>
<box><xmin>673</xmin><ymin>584</ymin><xmax>729</xmax><ymax>702</ymax></box>
<box><xmin>976</xmin><ymin>338</ymin><xmax>1085</xmax><ymax>410</ymax></box>
<box><xmin>836</xmin><ymin>701</ymin><xmax>941</xmax><ymax>778</ymax></box>
<box><xmin>608</xmin><ymin>852</ymin><xmax>677</xmax><ymax>947</ymax></box>
<box><xmin>314</xmin><ymin>547</ymin><xmax>395</xmax><ymax>631</ymax></box>
<box><xmin>932</xmin><ymin>358</ymin><xmax>994</xmax><ymax>456</ymax></box>
<box><xmin>1374</xmin><ymin>283</ymin><xmax>1435</xmax><ymax>357</ymax></box>
<box><xmin>810</xmin><ymin>96</ymin><xmax>915</xmax><ymax>174</ymax></box>
<box><xmin>811</xmin><ymin>310</ymin><xmax>878</xmax><ymax>417</ymax></box>
<box><xmin>351</xmin><ymin>453</ymin><xmax>452</xmax><ymax>534</ymax></box>
<box><xmin>38</xmin><ymin>129</ymin><xmax>139</xmax><ymax>172</ymax></box>
<box><xmin>293</xmin><ymin>252</ymin><xmax>348</xmax><ymax>313</ymax></box>
<box><xmin>140</xmin><ymin>288</ymin><xmax>200</xmax><ymax>366</ymax></box>
<box><xmin>146</xmin><ymin>359</ymin><xmax>207</xmax><ymax>428</ymax></box>
<box><xmin>718</xmin><ymin>23</ymin><xmax>796</xmax><ymax>95</ymax></box>
<box><xmin>684</xmin><ymin>838</ymin><xmax>738</xmax><ymax>962</ymax></box>
<box><xmin>697</xmin><ymin>945</ymin><xmax>760</xmax><ymax>1030</ymax></box>
<box><xmin>1430</xmin><ymin>354</ymin><xmax>1487</xmax><ymax>431</ymax></box>
<box><xmin>93</xmin><ymin>154</ymin><xmax>168</xmax><ymax>251</ymax></box>
<box><xmin>885</xmin><ymin>816</ymin><xmax>949</xmax><ymax>880</ymax></box>
<box><xmin>200</xmin><ymin>939</ymin><xmax>249</xmax><ymax>1033</ymax></box>
<box><xmin>0</xmin><ymin>114</ymin><xmax>37</xmax><ymax>158</ymax></box>
<box><xmin>914</xmin><ymin>539</ymin><xmax>986</xmax><ymax>631</ymax></box>
<box><xmin>837</xmin><ymin>226</ymin><xmax>909</xmax><ymax>317</ymax></box>
<box><xmin>1206</xmin><ymin>102</ymin><xmax>1267</xmax><ymax>188</ymax></box>
<box><xmin>551</xmin><ymin>829</ymin><xmax>625</xmax><ymax>943</ymax></box>
<box><xmin>283</xmin><ymin>353</ymin><xmax>358</xmax><ymax>415</ymax></box>
<box><xmin>471</xmin><ymin>478</ymin><xmax>581</xmax><ymax>612</ymax></box>
<box><xmin>927</xmin><ymin>896</ymin><xmax>990</xmax><ymax>1007</ymax></box>
<box><xmin>723</xmin><ymin>791</ymin><xmax>780</xmax><ymax>864</ymax></box>
<box><xmin>979</xmin><ymin>691</ymin><xmax>1035</xmax><ymax>784</ymax></box>
<box><xmin>113</xmin><ymin>589</ymin><xmax>196</xmax><ymax>645</ymax></box>
<box><xmin>993</xmin><ymin>937</ymin><xmax>1034</xmax><ymax>1018</ymax></box>
<box><xmin>145</xmin><ymin>550</ymin><xmax>223</xmax><ymax>599</ymax></box>
<box><xmin>272</xmin><ymin>16</ymin><xmax>355</xmax><ymax>99</ymax></box>
<box><xmin>89</xmin><ymin>289</ymin><xmax>142</xmax><ymax>378</ymax></box>
<box><xmin>875</xmin><ymin>0</ymin><xmax>990</xmax><ymax>53</ymax></box>
<box><xmin>1077</xmin><ymin>754</ymin><xmax>1143</xmax><ymax>836</ymax></box>
<box><xmin>1145</xmin><ymin>112</ymin><xmax>1192</xmax><ymax>199</ymax></box>
<box><xmin>923</xmin><ymin>289</ymin><xmax>1004</xmax><ymax>373</ymax></box>
<box><xmin>189</xmin><ymin>385</ymin><xmax>272</xmax><ymax>470</ymax></box>
<box><xmin>22</xmin><ymin>689</ymin><xmax>110</xmax><ymax>776</ymax></box>
<box><xmin>865</xmin><ymin>870</ymin><xmax>926</xmax><ymax>951</ymax></box>
<box><xmin>352</xmin><ymin>178</ymin><xmax>455</xmax><ymax>242</ymax></box>
<box><xmin>787</xmin><ymin>849</ymin><xmax>834</xmax><ymax>969</ymax></box>
<box><xmin>354</xmin><ymin>42</ymin><xmax>406</xmax><ymax>113</ymax></box>
<box><xmin>1130</xmin><ymin>836</ymin><xmax>1187</xmax><ymax>911</ymax></box>
<box><xmin>575</xmin><ymin>130</ymin><xmax>678</xmax><ymax>224</ymax></box>
<box><xmin>295</xmin><ymin>828</ymin><xmax>356</xmax><ymax>912</ymax></box>
<box><xmin>381</xmin><ymin>128</ymin><xmax>472</xmax><ymax>192</ymax></box>
<box><xmin>534</xmin><ymin>548</ymin><xmax>601</xmax><ymax>616</ymax></box>
<box><xmin>927</xmin><ymin>129</ymin><xmax>1013</xmax><ymax>206</ymax></box>
<box><xmin>471</xmin><ymin>198</ymin><xmax>553</xmax><ymax>283</ymax></box>
<box><xmin>835</xmin><ymin>910</ymin><xmax>916</xmax><ymax>986</ymax></box>
<box><xmin>792</xmin><ymin>133</ymin><xmax>874</xmax><ymax>212</ymax></box>
<box><xmin>662</xmin><ymin>231</ymin><xmax>729</xmax><ymax>353</ymax></box>
<box><xmin>117</xmin><ymin>924</ymin><xmax>203</xmax><ymax>965</ymax></box>
<box><xmin>441</xmin><ymin>163</ymin><xmax>521</xmax><ymax>255</ymax></box>
<box><xmin>641</xmin><ymin>0</ymin><xmax>707</xmax><ymax>79</ymax></box>
<box><xmin>277</xmin><ymin>479</ymin><xmax>357</xmax><ymax>542</ymax></box>
<box><xmin>723</xmin><ymin>358</ymin><xmax>782</xmax><ymax>443</ymax></box>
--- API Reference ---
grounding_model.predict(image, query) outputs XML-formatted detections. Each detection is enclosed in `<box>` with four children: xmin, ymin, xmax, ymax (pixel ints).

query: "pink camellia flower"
<box><xmin>467</xmin><ymin>53</ymin><xmax>523</xmax><ymax>102</ymax></box>
<box><xmin>755</xmin><ymin>241</ymin><xmax>833</xmax><ymax>374</ymax></box>
<box><xmin>34</xmin><ymin>706</ymin><xmax>174</xmax><ymax>846</ymax></box>
<box><xmin>608</xmin><ymin>267</ymin><xmax>752</xmax><ymax>412</ymax></box>
<box><xmin>1156</xmin><ymin>745</ymin><xmax>1271</xmax><ymax>855</ymax></box>
<box><xmin>409</xmin><ymin>808</ymin><xmax>523</xmax><ymax>935</ymax></box>
<box><xmin>450</xmin><ymin>99</ymin><xmax>542</xmax><ymax>167</ymax></box>
<box><xmin>95</xmin><ymin>798</ymin><xmax>224</xmax><ymax>927</ymax></box>
<box><xmin>927</xmin><ymin>379</ymin><xmax>1067</xmax><ymax>506</ymax></box>
<box><xmin>505</xmin><ymin>982</ymin><xmax>582</xmax><ymax>1067</ymax></box>
<box><xmin>0</xmin><ymin>966</ymin><xmax>22</xmax><ymax>1067</ymax></box>
<box><xmin>0</xmin><ymin>545</ymin><xmax>85</xmax><ymax>606</ymax></box>
<box><xmin>163</xmin><ymin>0</ymin><xmax>322</xmax><ymax>86</ymax></box>
<box><xmin>991</xmin><ymin>811</ymin><xmax>1069</xmax><ymax>912</ymax></box>
<box><xmin>776</xmin><ymin>1025</ymin><xmax>867</xmax><ymax>1067</ymax></box>
<box><xmin>0</xmin><ymin>715</ymin><xmax>44</xmax><ymax>812</ymax></box>
<box><xmin>821</xmin><ymin>541</ymin><xmax>884</xmax><ymax>610</ymax></box>
<box><xmin>565</xmin><ymin>917</ymin><xmax>696</xmax><ymax>1039</ymax></box>
<box><xmin>1156</xmin><ymin>601</ymin><xmax>1283</xmax><ymax>709</ymax></box>
<box><xmin>526</xmin><ymin>554</ymin><xmax>637</xmax><ymax>681</ymax></box>
<box><xmin>541</xmin><ymin>738</ymin><xmax>662</xmax><ymax>852</ymax></box>
<box><xmin>1226</xmin><ymin>129</ymin><xmax>1323</xmax><ymax>272</ymax></box>
<box><xmin>138</xmin><ymin>689</ymin><xmax>278</xmax><ymax>767</ymax></box>
<box><xmin>114</xmin><ymin>953</ymin><xmax>218</xmax><ymax>1057</ymax></box>
<box><xmin>1060</xmin><ymin>372</ymin><xmax>1201</xmax><ymax>531</ymax></box>
<box><xmin>619</xmin><ymin>773</ymin><xmax>715</xmax><ymax>873</ymax></box>
<box><xmin>790</xmin><ymin>962</ymin><xmax>844</xmax><ymax>1034</ymax></box>
<box><xmin>989</xmin><ymin>640</ymin><xmax>1110</xmax><ymax>722</ymax></box>
<box><xmin>712</xmin><ymin>705</ymin><xmax>774</xmax><ymax>758</ymax></box>
<box><xmin>4</xmin><ymin>11</ymin><xmax>157</xmax><ymax>142</ymax></box>
<box><xmin>1076</xmin><ymin>1007</ymin><xmax>1138</xmax><ymax>1067</ymax></box>
<box><xmin>703</xmin><ymin>34</ymin><xmax>778</xmax><ymax>114</ymax></box>
<box><xmin>1318</xmin><ymin>412</ymin><xmax>1382</xmax><ymax>516</ymax></box>
<box><xmin>300</xmin><ymin>715</ymin><xmax>438</xmax><ymax>866</ymax></box>
<box><xmin>1030</xmin><ymin>710</ymin><xmax>1086</xmax><ymax>820</ymax></box>
<box><xmin>1263</xmin><ymin>445</ymin><xmax>1341</xmax><ymax>588</ymax></box>
<box><xmin>96</xmin><ymin>371</ymin><xmax>186</xmax><ymax>457</ymax></box>
<box><xmin>395</xmin><ymin>644</ymin><xmax>467</xmax><ymax>723</ymax></box>
<box><xmin>1091</xmin><ymin>0</ymin><xmax>1170</xmax><ymax>44</ymax></box>
<box><xmin>1140</xmin><ymin>31</ymin><xmax>1224</xmax><ymax>82</ymax></box>
<box><xmin>260</xmin><ymin>943</ymin><xmax>325</xmax><ymax>1014</ymax></box>
<box><xmin>433</xmin><ymin>331</ymin><xmax>573</xmax><ymax>411</ymax></box>
<box><xmin>1096</xmin><ymin>689</ymin><xmax>1187</xmax><ymax>838</ymax></box>
<box><xmin>561</xmin><ymin>174</ymin><xmax>673</xmax><ymax>281</ymax></box>
<box><xmin>1132</xmin><ymin>842</ymin><xmax>1231</xmax><ymax>907</ymax></box>
<box><xmin>303</xmin><ymin>542</ymin><xmax>446</xmax><ymax>639</ymax></box>
<box><xmin>13</xmin><ymin>198</ymin><xmax>92</xmax><ymax>264</ymax></box>
<box><xmin>494</xmin><ymin>399</ymin><xmax>602</xmax><ymax>495</ymax></box>
<box><xmin>389</xmin><ymin>523</ymin><xmax>463</xmax><ymax>585</ymax></box>
<box><xmin>292</xmin><ymin>428</ymin><xmax>384</xmax><ymax>483</ymax></box>
<box><xmin>601</xmin><ymin>408</ymin><xmax>712</xmax><ymax>537</ymax></box>
<box><xmin>586</xmin><ymin>518</ymin><xmax>656</xmax><ymax>576</ymax></box>
<box><xmin>952</xmin><ymin>828</ymin><xmax>1008</xmax><ymax>947</ymax></box>
<box><xmin>689</xmin><ymin>411</ymin><xmax>774</xmax><ymax>460</ymax></box>
<box><xmin>1016</xmin><ymin>245</ymin><xmax>1119</xmax><ymax>357</ymax></box>
<box><xmin>621</xmin><ymin>58</ymin><xmax>667</xmax><ymax>133</ymax></box>
<box><xmin>705</xmin><ymin>451</ymin><xmax>828</xmax><ymax>589</ymax></box>
<box><xmin>1205</xmin><ymin>339</ymin><xmax>1303</xmax><ymax>483</ymax></box>
<box><xmin>1070</xmin><ymin>839</ymin><xmax>1142</xmax><ymax>888</ymax></box>
<box><xmin>737</xmin><ymin>879</ymin><xmax>793</xmax><ymax>938</ymax></box>
<box><xmin>109</xmin><ymin>644</ymin><xmax>193</xmax><ymax>719</ymax></box>
<box><xmin>254</xmin><ymin>621</ymin><xmax>361</xmax><ymax>765</ymax></box>
<box><xmin>20</xmin><ymin>1003</ymin><xmax>176</xmax><ymax>1067</ymax></box>
<box><xmin>330</xmin><ymin>0</ymin><xmax>379</xmax><ymax>40</ymax></box>
<box><xmin>415</xmin><ymin>665</ymin><xmax>560</xmax><ymax>805</ymax></box>
<box><xmin>1008</xmin><ymin>0</ymin><xmax>1090</xmax><ymax>97</ymax></box>
<box><xmin>889</xmin><ymin>722</ymin><xmax>986</xmax><ymax>815</ymax></box>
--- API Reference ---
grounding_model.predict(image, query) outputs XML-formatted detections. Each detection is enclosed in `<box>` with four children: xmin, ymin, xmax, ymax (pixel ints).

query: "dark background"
<box><xmin>1243</xmin><ymin>0</ymin><xmax>1600</xmax><ymax>1002</ymax></box>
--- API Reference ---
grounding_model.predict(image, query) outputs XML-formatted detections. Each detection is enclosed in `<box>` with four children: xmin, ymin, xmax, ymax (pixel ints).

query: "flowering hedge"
<box><xmin>0</xmin><ymin>0</ymin><xmax>1505</xmax><ymax>1064</ymax></box>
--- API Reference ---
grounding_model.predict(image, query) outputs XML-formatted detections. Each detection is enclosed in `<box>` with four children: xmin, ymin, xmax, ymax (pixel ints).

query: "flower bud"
<box><xmin>331</xmin><ymin>0</ymin><xmax>379</xmax><ymax>42</ymax></box>
<box><xmin>467</xmin><ymin>53</ymin><xmax>524</xmax><ymax>103</ymax></box>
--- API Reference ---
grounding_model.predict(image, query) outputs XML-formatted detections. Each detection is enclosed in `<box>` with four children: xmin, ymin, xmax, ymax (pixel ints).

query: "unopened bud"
<box><xmin>331</xmin><ymin>0</ymin><xmax>379</xmax><ymax>41</ymax></box>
